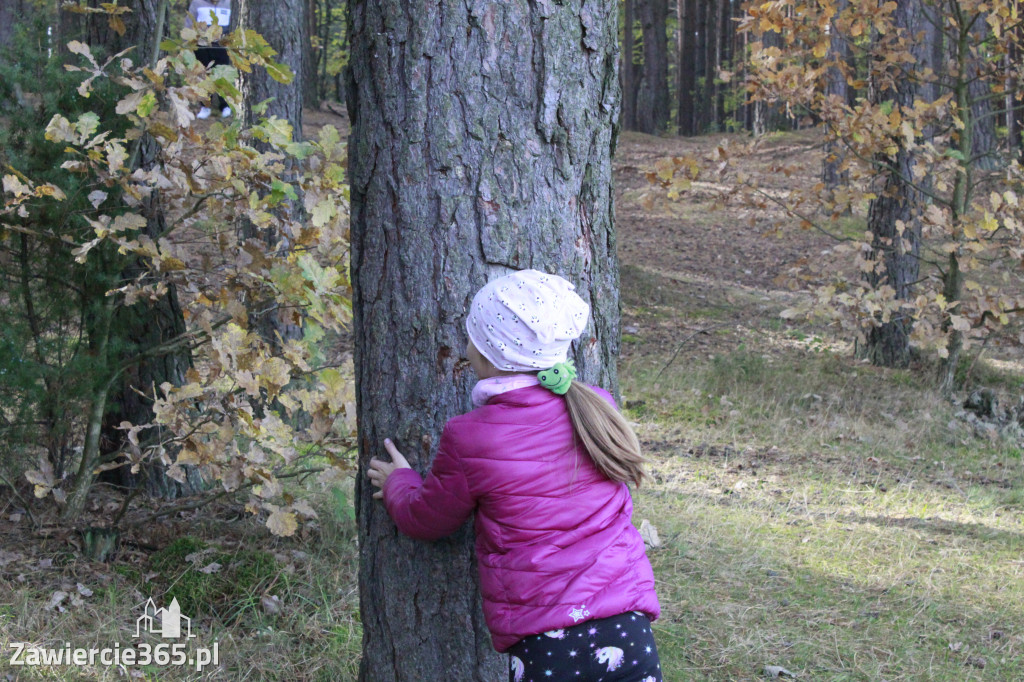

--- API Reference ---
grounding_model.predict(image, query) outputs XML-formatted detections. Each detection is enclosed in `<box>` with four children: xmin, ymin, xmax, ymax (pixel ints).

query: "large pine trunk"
<box><xmin>346</xmin><ymin>0</ymin><xmax>622</xmax><ymax>678</ymax></box>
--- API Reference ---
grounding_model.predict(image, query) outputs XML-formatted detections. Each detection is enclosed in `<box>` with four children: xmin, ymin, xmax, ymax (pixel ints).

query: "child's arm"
<box><xmin>367</xmin><ymin>432</ymin><xmax>474</xmax><ymax>541</ymax></box>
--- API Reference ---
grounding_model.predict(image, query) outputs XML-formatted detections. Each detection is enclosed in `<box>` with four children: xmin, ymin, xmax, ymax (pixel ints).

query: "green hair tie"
<box><xmin>538</xmin><ymin>359</ymin><xmax>576</xmax><ymax>395</ymax></box>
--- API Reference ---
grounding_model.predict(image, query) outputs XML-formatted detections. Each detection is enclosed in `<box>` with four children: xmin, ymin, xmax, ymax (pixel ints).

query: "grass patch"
<box><xmin>149</xmin><ymin>536</ymin><xmax>279</xmax><ymax>622</ymax></box>
<box><xmin>624</xmin><ymin>341</ymin><xmax>1024</xmax><ymax>680</ymax></box>
<box><xmin>0</xmin><ymin>484</ymin><xmax>361</xmax><ymax>681</ymax></box>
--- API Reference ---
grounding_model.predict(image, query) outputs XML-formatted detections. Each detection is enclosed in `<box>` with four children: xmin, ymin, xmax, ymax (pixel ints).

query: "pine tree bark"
<box><xmin>753</xmin><ymin>27</ymin><xmax>781</xmax><ymax>136</ymax></box>
<box><xmin>969</xmin><ymin>17</ymin><xmax>998</xmax><ymax>170</ymax></box>
<box><xmin>236</xmin><ymin>0</ymin><xmax>306</xmax><ymax>346</ymax></box>
<box><xmin>862</xmin><ymin>0</ymin><xmax>928</xmax><ymax>368</ymax></box>
<box><xmin>713</xmin><ymin>0</ymin><xmax>728</xmax><ymax>129</ymax></box>
<box><xmin>346</xmin><ymin>0</ymin><xmax>622</xmax><ymax>678</ymax></box>
<box><xmin>237</xmin><ymin>0</ymin><xmax>305</xmax><ymax>135</ymax></box>
<box><xmin>636</xmin><ymin>0</ymin><xmax>669</xmax><ymax>133</ymax></box>
<box><xmin>823</xmin><ymin>0</ymin><xmax>850</xmax><ymax>192</ymax></box>
<box><xmin>303</xmin><ymin>0</ymin><xmax>319</xmax><ymax>108</ymax></box>
<box><xmin>676</xmin><ymin>0</ymin><xmax>696</xmax><ymax>135</ymax></box>
<box><xmin>700</xmin><ymin>0</ymin><xmax>715</xmax><ymax>132</ymax></box>
<box><xmin>96</xmin><ymin>0</ymin><xmax>206</xmax><ymax>499</ymax></box>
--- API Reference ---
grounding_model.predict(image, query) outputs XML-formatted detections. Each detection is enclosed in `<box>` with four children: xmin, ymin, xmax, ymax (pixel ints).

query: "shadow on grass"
<box><xmin>833</xmin><ymin>512</ymin><xmax>1024</xmax><ymax>546</ymax></box>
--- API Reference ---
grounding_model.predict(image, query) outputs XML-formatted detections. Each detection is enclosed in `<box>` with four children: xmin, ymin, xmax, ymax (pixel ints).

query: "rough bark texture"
<box><xmin>753</xmin><ymin>28</ymin><xmax>782</xmax><ymax>136</ymax></box>
<box><xmin>237</xmin><ymin>0</ymin><xmax>305</xmax><ymax>135</ymax></box>
<box><xmin>635</xmin><ymin>0</ymin><xmax>669</xmax><ymax>133</ymax></box>
<box><xmin>823</xmin><ymin>0</ymin><xmax>850</xmax><ymax>191</ymax></box>
<box><xmin>303</xmin><ymin>0</ymin><xmax>319</xmax><ymax>108</ymax></box>
<box><xmin>676</xmin><ymin>0</ymin><xmax>695</xmax><ymax>135</ymax></box>
<box><xmin>346</xmin><ymin>1</ymin><xmax>621</xmax><ymax>679</ymax></box>
<box><xmin>969</xmin><ymin>18</ymin><xmax>998</xmax><ymax>170</ymax></box>
<box><xmin>863</xmin><ymin>0</ymin><xmax>927</xmax><ymax>368</ymax></box>
<box><xmin>699</xmin><ymin>0</ymin><xmax>714</xmax><ymax>131</ymax></box>
<box><xmin>93</xmin><ymin>0</ymin><xmax>205</xmax><ymax>498</ymax></box>
<box><xmin>236</xmin><ymin>0</ymin><xmax>306</xmax><ymax>346</ymax></box>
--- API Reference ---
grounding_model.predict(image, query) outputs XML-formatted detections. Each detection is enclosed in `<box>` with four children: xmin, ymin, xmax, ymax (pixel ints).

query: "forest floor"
<box><xmin>1</xmin><ymin>111</ymin><xmax>1024</xmax><ymax>681</ymax></box>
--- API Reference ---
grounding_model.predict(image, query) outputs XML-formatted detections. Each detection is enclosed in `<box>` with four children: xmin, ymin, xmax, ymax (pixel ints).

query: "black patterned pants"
<box><xmin>508</xmin><ymin>612</ymin><xmax>662</xmax><ymax>682</ymax></box>
<box><xmin>194</xmin><ymin>46</ymin><xmax>230</xmax><ymax>110</ymax></box>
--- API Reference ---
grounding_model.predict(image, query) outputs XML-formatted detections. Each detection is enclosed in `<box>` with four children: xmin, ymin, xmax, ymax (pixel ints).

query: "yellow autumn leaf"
<box><xmin>266</xmin><ymin>508</ymin><xmax>298</xmax><ymax>536</ymax></box>
<box><xmin>980</xmin><ymin>212</ymin><xmax>999</xmax><ymax>232</ymax></box>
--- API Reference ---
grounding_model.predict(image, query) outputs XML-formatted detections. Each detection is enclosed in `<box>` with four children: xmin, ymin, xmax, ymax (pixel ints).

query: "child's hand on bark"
<box><xmin>367</xmin><ymin>439</ymin><xmax>411</xmax><ymax>500</ymax></box>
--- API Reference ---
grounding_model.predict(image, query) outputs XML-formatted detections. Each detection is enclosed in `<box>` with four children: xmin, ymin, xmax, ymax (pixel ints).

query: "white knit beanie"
<box><xmin>466</xmin><ymin>269</ymin><xmax>590</xmax><ymax>372</ymax></box>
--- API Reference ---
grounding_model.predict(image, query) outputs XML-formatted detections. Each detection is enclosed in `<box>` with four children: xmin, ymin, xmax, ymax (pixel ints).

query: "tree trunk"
<box><xmin>969</xmin><ymin>18</ymin><xmax>998</xmax><ymax>170</ymax></box>
<box><xmin>88</xmin><ymin>0</ymin><xmax>207</xmax><ymax>500</ymax></box>
<box><xmin>622</xmin><ymin>0</ymin><xmax>638</xmax><ymax>130</ymax></box>
<box><xmin>636</xmin><ymin>0</ymin><xmax>669</xmax><ymax>133</ymax></box>
<box><xmin>693</xmin><ymin>0</ymin><xmax>707</xmax><ymax>132</ymax></box>
<box><xmin>236</xmin><ymin>0</ymin><xmax>307</xmax><ymax>347</ymax></box>
<box><xmin>823</xmin><ymin>0</ymin><xmax>850</xmax><ymax>192</ymax></box>
<box><xmin>303</xmin><ymin>0</ymin><xmax>319</xmax><ymax>108</ymax></box>
<box><xmin>713</xmin><ymin>0</ymin><xmax>727</xmax><ymax>129</ymax></box>
<box><xmin>346</xmin><ymin>0</ymin><xmax>622</xmax><ymax>678</ymax></box>
<box><xmin>1006</xmin><ymin>47</ymin><xmax>1019</xmax><ymax>158</ymax></box>
<box><xmin>676</xmin><ymin>0</ymin><xmax>695</xmax><ymax>135</ymax></box>
<box><xmin>753</xmin><ymin>27</ymin><xmax>781</xmax><ymax>136</ymax></box>
<box><xmin>862</xmin><ymin>0</ymin><xmax>927</xmax><ymax>368</ymax></box>
<box><xmin>0</xmin><ymin>0</ymin><xmax>28</xmax><ymax>58</ymax></box>
<box><xmin>237</xmin><ymin>0</ymin><xmax>305</xmax><ymax>135</ymax></box>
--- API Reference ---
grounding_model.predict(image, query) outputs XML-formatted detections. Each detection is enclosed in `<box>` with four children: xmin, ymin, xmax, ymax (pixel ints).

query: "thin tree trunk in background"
<box><xmin>713</xmin><ymin>0</ymin><xmax>727</xmax><ymax>129</ymax></box>
<box><xmin>1013</xmin><ymin>37</ymin><xmax>1024</xmax><ymax>159</ymax></box>
<box><xmin>346</xmin><ymin>0</ymin><xmax>622</xmax><ymax>677</ymax></box>
<box><xmin>743</xmin><ymin>19</ymin><xmax>753</xmax><ymax>131</ymax></box>
<box><xmin>823</xmin><ymin>0</ymin><xmax>850</xmax><ymax>192</ymax></box>
<box><xmin>753</xmin><ymin>27</ymin><xmax>781</xmax><ymax>136</ymax></box>
<box><xmin>694</xmin><ymin>0</ymin><xmax>706</xmax><ymax>132</ymax></box>
<box><xmin>303</xmin><ymin>0</ymin><xmax>319</xmax><ymax>108</ymax></box>
<box><xmin>636</xmin><ymin>0</ymin><xmax>669</xmax><ymax>133</ymax></box>
<box><xmin>969</xmin><ymin>18</ymin><xmax>998</xmax><ymax>170</ymax></box>
<box><xmin>623</xmin><ymin>0</ymin><xmax>638</xmax><ymax>130</ymax></box>
<box><xmin>1006</xmin><ymin>48</ymin><xmax>1018</xmax><ymax>158</ymax></box>
<box><xmin>701</xmin><ymin>0</ymin><xmax>715</xmax><ymax>132</ymax></box>
<box><xmin>676</xmin><ymin>0</ymin><xmax>695</xmax><ymax>135</ymax></box>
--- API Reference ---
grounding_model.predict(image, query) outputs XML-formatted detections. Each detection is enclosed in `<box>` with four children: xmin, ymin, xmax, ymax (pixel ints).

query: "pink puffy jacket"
<box><xmin>382</xmin><ymin>384</ymin><xmax>660</xmax><ymax>653</ymax></box>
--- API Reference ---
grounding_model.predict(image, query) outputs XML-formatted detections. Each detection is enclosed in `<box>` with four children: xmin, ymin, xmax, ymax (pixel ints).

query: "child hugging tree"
<box><xmin>368</xmin><ymin>269</ymin><xmax>662</xmax><ymax>682</ymax></box>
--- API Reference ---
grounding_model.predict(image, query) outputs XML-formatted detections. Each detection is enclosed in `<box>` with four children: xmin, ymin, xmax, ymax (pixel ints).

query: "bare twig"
<box><xmin>657</xmin><ymin>322</ymin><xmax>733</xmax><ymax>380</ymax></box>
<box><xmin>123</xmin><ymin>467</ymin><xmax>324</xmax><ymax>528</ymax></box>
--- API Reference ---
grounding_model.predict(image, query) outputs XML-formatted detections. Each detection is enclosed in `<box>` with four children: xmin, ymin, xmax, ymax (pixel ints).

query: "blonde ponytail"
<box><xmin>563</xmin><ymin>381</ymin><xmax>648</xmax><ymax>487</ymax></box>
